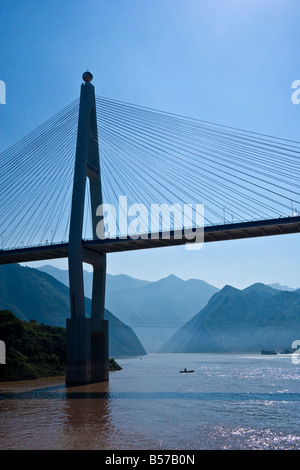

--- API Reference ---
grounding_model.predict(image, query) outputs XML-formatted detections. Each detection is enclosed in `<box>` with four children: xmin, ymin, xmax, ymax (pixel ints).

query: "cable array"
<box><xmin>96</xmin><ymin>95</ymin><xmax>300</xmax><ymax>234</ymax></box>
<box><xmin>0</xmin><ymin>94</ymin><xmax>299</xmax><ymax>249</ymax></box>
<box><xmin>0</xmin><ymin>99</ymin><xmax>79</xmax><ymax>249</ymax></box>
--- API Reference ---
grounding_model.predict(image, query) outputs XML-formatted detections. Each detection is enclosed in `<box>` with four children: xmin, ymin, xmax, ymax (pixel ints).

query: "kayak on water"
<box><xmin>180</xmin><ymin>368</ymin><xmax>195</xmax><ymax>373</ymax></box>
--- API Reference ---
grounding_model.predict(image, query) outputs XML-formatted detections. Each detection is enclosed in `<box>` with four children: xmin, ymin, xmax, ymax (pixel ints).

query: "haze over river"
<box><xmin>1</xmin><ymin>353</ymin><xmax>300</xmax><ymax>450</ymax></box>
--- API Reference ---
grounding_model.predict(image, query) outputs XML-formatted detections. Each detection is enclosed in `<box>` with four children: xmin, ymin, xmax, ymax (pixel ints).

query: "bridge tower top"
<box><xmin>68</xmin><ymin>71</ymin><xmax>106</xmax><ymax>320</ymax></box>
<box><xmin>82</xmin><ymin>71</ymin><xmax>93</xmax><ymax>83</ymax></box>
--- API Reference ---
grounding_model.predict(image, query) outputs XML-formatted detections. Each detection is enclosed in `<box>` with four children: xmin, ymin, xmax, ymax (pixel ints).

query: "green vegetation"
<box><xmin>0</xmin><ymin>309</ymin><xmax>65</xmax><ymax>381</ymax></box>
<box><xmin>109</xmin><ymin>358</ymin><xmax>122</xmax><ymax>371</ymax></box>
<box><xmin>0</xmin><ymin>310</ymin><xmax>121</xmax><ymax>382</ymax></box>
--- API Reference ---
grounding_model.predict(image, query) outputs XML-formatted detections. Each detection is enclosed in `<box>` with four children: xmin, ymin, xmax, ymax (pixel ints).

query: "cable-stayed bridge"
<box><xmin>1</xmin><ymin>71</ymin><xmax>299</xmax><ymax>384</ymax></box>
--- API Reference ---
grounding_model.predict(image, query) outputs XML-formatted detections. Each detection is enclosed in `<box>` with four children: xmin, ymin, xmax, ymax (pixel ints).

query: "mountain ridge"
<box><xmin>36</xmin><ymin>265</ymin><xmax>220</xmax><ymax>352</ymax></box>
<box><xmin>160</xmin><ymin>284</ymin><xmax>300</xmax><ymax>353</ymax></box>
<box><xmin>0</xmin><ymin>264</ymin><xmax>146</xmax><ymax>358</ymax></box>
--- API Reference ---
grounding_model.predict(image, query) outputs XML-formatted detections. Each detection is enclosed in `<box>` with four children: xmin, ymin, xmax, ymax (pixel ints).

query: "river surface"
<box><xmin>1</xmin><ymin>353</ymin><xmax>300</xmax><ymax>450</ymax></box>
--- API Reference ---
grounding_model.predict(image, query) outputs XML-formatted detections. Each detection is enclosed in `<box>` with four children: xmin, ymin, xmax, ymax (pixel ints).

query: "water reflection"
<box><xmin>0</xmin><ymin>378</ymin><xmax>116</xmax><ymax>450</ymax></box>
<box><xmin>61</xmin><ymin>382</ymin><xmax>114</xmax><ymax>450</ymax></box>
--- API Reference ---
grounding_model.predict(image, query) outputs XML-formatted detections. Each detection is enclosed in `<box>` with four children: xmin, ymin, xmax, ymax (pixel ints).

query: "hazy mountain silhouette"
<box><xmin>37</xmin><ymin>265</ymin><xmax>151</xmax><ymax>297</ymax></box>
<box><xmin>268</xmin><ymin>283</ymin><xmax>298</xmax><ymax>292</ymax></box>
<box><xmin>160</xmin><ymin>283</ymin><xmax>300</xmax><ymax>353</ymax></box>
<box><xmin>37</xmin><ymin>266</ymin><xmax>219</xmax><ymax>352</ymax></box>
<box><xmin>0</xmin><ymin>264</ymin><xmax>146</xmax><ymax>358</ymax></box>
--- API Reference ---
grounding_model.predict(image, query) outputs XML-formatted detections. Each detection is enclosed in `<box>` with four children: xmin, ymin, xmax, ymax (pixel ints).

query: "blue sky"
<box><xmin>0</xmin><ymin>0</ymin><xmax>299</xmax><ymax>288</ymax></box>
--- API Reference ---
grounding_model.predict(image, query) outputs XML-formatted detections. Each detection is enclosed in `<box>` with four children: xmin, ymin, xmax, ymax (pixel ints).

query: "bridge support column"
<box><xmin>91</xmin><ymin>318</ymin><xmax>109</xmax><ymax>383</ymax></box>
<box><xmin>66</xmin><ymin>317</ymin><xmax>108</xmax><ymax>385</ymax></box>
<box><xmin>66</xmin><ymin>71</ymin><xmax>108</xmax><ymax>385</ymax></box>
<box><xmin>66</xmin><ymin>251</ymin><xmax>108</xmax><ymax>384</ymax></box>
<box><xmin>66</xmin><ymin>317</ymin><xmax>92</xmax><ymax>384</ymax></box>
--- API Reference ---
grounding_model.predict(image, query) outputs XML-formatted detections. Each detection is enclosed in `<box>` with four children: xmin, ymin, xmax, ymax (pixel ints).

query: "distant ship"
<box><xmin>261</xmin><ymin>350</ymin><xmax>277</xmax><ymax>355</ymax></box>
<box><xmin>280</xmin><ymin>348</ymin><xmax>297</xmax><ymax>354</ymax></box>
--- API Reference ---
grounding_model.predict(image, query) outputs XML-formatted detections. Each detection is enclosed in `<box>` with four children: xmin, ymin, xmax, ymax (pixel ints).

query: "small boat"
<box><xmin>261</xmin><ymin>350</ymin><xmax>277</xmax><ymax>355</ymax></box>
<box><xmin>180</xmin><ymin>368</ymin><xmax>195</xmax><ymax>373</ymax></box>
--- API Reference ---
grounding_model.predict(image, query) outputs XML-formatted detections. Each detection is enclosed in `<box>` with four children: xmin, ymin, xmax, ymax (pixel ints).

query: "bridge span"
<box><xmin>0</xmin><ymin>216</ymin><xmax>299</xmax><ymax>265</ymax></box>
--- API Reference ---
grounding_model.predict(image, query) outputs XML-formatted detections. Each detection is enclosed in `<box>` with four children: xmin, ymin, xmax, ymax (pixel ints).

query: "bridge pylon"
<box><xmin>66</xmin><ymin>71</ymin><xmax>108</xmax><ymax>385</ymax></box>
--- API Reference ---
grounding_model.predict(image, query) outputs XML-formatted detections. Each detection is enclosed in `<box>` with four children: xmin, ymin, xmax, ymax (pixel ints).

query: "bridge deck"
<box><xmin>0</xmin><ymin>216</ymin><xmax>299</xmax><ymax>265</ymax></box>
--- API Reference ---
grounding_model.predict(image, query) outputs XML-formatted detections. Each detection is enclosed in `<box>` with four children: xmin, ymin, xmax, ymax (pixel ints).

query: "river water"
<box><xmin>0</xmin><ymin>353</ymin><xmax>300</xmax><ymax>450</ymax></box>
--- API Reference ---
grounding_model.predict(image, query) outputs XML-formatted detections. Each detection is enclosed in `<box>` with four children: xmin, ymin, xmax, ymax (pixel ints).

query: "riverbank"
<box><xmin>0</xmin><ymin>309</ymin><xmax>123</xmax><ymax>382</ymax></box>
<box><xmin>0</xmin><ymin>357</ymin><xmax>122</xmax><ymax>384</ymax></box>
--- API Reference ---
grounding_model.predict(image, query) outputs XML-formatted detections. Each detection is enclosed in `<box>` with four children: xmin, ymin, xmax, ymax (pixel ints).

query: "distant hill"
<box><xmin>37</xmin><ymin>265</ymin><xmax>151</xmax><ymax>297</ymax></box>
<box><xmin>37</xmin><ymin>266</ymin><xmax>219</xmax><ymax>352</ymax></box>
<box><xmin>160</xmin><ymin>283</ymin><xmax>300</xmax><ymax>353</ymax></box>
<box><xmin>268</xmin><ymin>283</ymin><xmax>298</xmax><ymax>292</ymax></box>
<box><xmin>106</xmin><ymin>274</ymin><xmax>219</xmax><ymax>351</ymax></box>
<box><xmin>0</xmin><ymin>264</ymin><xmax>146</xmax><ymax>358</ymax></box>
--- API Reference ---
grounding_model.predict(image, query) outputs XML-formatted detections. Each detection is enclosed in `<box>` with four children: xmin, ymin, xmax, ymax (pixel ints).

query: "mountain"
<box><xmin>37</xmin><ymin>265</ymin><xmax>70</xmax><ymax>288</ymax></box>
<box><xmin>241</xmin><ymin>282</ymin><xmax>280</xmax><ymax>298</ymax></box>
<box><xmin>106</xmin><ymin>274</ymin><xmax>219</xmax><ymax>351</ymax></box>
<box><xmin>268</xmin><ymin>283</ymin><xmax>298</xmax><ymax>292</ymax></box>
<box><xmin>37</xmin><ymin>266</ymin><xmax>220</xmax><ymax>352</ymax></box>
<box><xmin>0</xmin><ymin>264</ymin><xmax>146</xmax><ymax>358</ymax></box>
<box><xmin>37</xmin><ymin>265</ymin><xmax>151</xmax><ymax>298</ymax></box>
<box><xmin>160</xmin><ymin>283</ymin><xmax>300</xmax><ymax>353</ymax></box>
<box><xmin>106</xmin><ymin>273</ymin><xmax>152</xmax><ymax>294</ymax></box>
